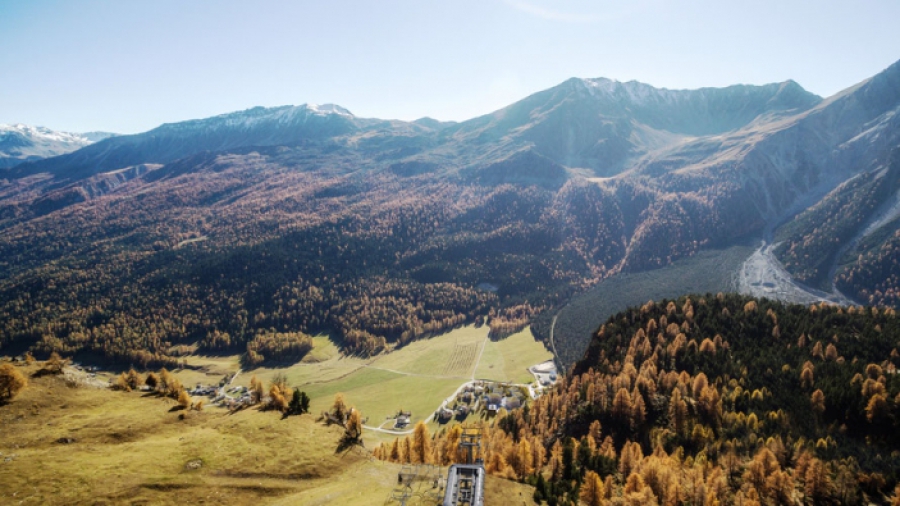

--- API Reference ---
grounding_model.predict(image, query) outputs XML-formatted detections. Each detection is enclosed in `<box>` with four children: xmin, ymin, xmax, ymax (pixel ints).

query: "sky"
<box><xmin>1</xmin><ymin>0</ymin><xmax>899</xmax><ymax>134</ymax></box>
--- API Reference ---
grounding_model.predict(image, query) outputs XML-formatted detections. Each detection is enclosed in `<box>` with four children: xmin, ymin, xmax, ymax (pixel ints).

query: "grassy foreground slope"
<box><xmin>0</xmin><ymin>362</ymin><xmax>537</xmax><ymax>505</ymax></box>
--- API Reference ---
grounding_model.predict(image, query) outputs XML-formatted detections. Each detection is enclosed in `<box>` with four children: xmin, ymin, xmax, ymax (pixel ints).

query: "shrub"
<box><xmin>0</xmin><ymin>364</ymin><xmax>27</xmax><ymax>402</ymax></box>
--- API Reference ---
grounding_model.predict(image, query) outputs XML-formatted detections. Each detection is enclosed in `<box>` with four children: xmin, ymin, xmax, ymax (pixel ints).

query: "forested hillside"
<box><xmin>378</xmin><ymin>295</ymin><xmax>900</xmax><ymax>505</ymax></box>
<box><xmin>3</xmin><ymin>60</ymin><xmax>900</xmax><ymax>368</ymax></box>
<box><xmin>837</xmin><ymin>224</ymin><xmax>900</xmax><ymax>308</ymax></box>
<box><xmin>0</xmin><ymin>147</ymin><xmax>756</xmax><ymax>367</ymax></box>
<box><xmin>775</xmin><ymin>152</ymin><xmax>900</xmax><ymax>291</ymax></box>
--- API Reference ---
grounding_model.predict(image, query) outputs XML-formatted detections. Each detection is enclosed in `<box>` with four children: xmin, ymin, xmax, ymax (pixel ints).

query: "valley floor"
<box><xmin>737</xmin><ymin>240</ymin><xmax>853</xmax><ymax>305</ymax></box>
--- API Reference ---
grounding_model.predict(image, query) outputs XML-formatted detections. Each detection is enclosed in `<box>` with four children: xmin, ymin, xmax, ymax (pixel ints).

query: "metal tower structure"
<box><xmin>442</xmin><ymin>426</ymin><xmax>485</xmax><ymax>506</ymax></box>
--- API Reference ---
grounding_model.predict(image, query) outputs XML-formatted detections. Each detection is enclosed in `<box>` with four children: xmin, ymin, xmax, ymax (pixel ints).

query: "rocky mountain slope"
<box><xmin>1</xmin><ymin>59</ymin><xmax>899</xmax><ymax>366</ymax></box>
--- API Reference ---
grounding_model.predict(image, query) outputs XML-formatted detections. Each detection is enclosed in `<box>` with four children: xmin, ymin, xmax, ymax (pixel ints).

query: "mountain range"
<box><xmin>1</xmin><ymin>59</ymin><xmax>899</xmax><ymax>365</ymax></box>
<box><xmin>0</xmin><ymin>124</ymin><xmax>116</xmax><ymax>170</ymax></box>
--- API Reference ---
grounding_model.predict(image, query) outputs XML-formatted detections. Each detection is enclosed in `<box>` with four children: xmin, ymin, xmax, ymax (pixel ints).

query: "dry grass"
<box><xmin>0</xmin><ymin>362</ymin><xmax>536</xmax><ymax>505</ymax></box>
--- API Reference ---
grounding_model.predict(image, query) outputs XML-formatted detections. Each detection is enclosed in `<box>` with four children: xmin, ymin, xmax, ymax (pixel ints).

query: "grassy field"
<box><xmin>0</xmin><ymin>363</ymin><xmax>537</xmax><ymax>505</ymax></box>
<box><xmin>163</xmin><ymin>324</ymin><xmax>552</xmax><ymax>446</ymax></box>
<box><xmin>303</xmin><ymin>368</ymin><xmax>462</xmax><ymax>426</ymax></box>
<box><xmin>474</xmin><ymin>327</ymin><xmax>553</xmax><ymax>383</ymax></box>
<box><xmin>367</xmin><ymin>325</ymin><xmax>487</xmax><ymax>377</ymax></box>
<box><xmin>301</xmin><ymin>334</ymin><xmax>340</xmax><ymax>363</ymax></box>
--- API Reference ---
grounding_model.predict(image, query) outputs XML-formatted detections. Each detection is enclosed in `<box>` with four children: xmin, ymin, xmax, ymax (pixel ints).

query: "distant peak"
<box><xmin>157</xmin><ymin>103</ymin><xmax>357</xmax><ymax>131</ymax></box>
<box><xmin>0</xmin><ymin>123</ymin><xmax>98</xmax><ymax>144</ymax></box>
<box><xmin>304</xmin><ymin>103</ymin><xmax>354</xmax><ymax>117</ymax></box>
<box><xmin>574</xmin><ymin>77</ymin><xmax>677</xmax><ymax>105</ymax></box>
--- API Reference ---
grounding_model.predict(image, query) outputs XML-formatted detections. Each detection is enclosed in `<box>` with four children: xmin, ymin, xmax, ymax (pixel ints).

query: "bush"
<box><xmin>177</xmin><ymin>389</ymin><xmax>192</xmax><ymax>409</ymax></box>
<box><xmin>0</xmin><ymin>364</ymin><xmax>27</xmax><ymax>402</ymax></box>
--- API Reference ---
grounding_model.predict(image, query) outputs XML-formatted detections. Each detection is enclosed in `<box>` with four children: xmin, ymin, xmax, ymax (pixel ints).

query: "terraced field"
<box><xmin>443</xmin><ymin>343</ymin><xmax>479</xmax><ymax>376</ymax></box>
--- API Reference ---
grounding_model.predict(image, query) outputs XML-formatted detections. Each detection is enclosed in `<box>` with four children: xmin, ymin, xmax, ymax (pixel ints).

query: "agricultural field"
<box><xmin>0</xmin><ymin>362</ymin><xmax>537</xmax><ymax>505</ymax></box>
<box><xmin>474</xmin><ymin>327</ymin><xmax>553</xmax><ymax>384</ymax></box>
<box><xmin>366</xmin><ymin>325</ymin><xmax>487</xmax><ymax>378</ymax></box>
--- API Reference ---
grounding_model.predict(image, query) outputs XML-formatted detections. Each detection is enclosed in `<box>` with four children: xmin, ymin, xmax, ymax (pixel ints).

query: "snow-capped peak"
<box><xmin>0</xmin><ymin>123</ymin><xmax>117</xmax><ymax>169</ymax></box>
<box><xmin>0</xmin><ymin>123</ymin><xmax>95</xmax><ymax>145</ymax></box>
<box><xmin>158</xmin><ymin>103</ymin><xmax>356</xmax><ymax>132</ymax></box>
<box><xmin>304</xmin><ymin>103</ymin><xmax>354</xmax><ymax>117</ymax></box>
<box><xmin>578</xmin><ymin>78</ymin><xmax>682</xmax><ymax>105</ymax></box>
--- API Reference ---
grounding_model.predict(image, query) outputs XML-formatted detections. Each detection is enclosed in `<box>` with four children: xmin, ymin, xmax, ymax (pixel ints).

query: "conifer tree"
<box><xmin>345</xmin><ymin>409</ymin><xmax>363</xmax><ymax>441</ymax></box>
<box><xmin>332</xmin><ymin>393</ymin><xmax>347</xmax><ymax>420</ymax></box>
<box><xmin>125</xmin><ymin>368</ymin><xmax>142</xmax><ymax>390</ymax></box>
<box><xmin>401</xmin><ymin>435</ymin><xmax>412</xmax><ymax>464</ymax></box>
<box><xmin>145</xmin><ymin>372</ymin><xmax>158</xmax><ymax>389</ymax></box>
<box><xmin>112</xmin><ymin>372</ymin><xmax>130</xmax><ymax>391</ymax></box>
<box><xmin>412</xmin><ymin>421</ymin><xmax>431</xmax><ymax>464</ymax></box>
<box><xmin>515</xmin><ymin>438</ymin><xmax>533</xmax><ymax>478</ymax></box>
<box><xmin>810</xmin><ymin>389</ymin><xmax>826</xmax><ymax>414</ymax></box>
<box><xmin>579</xmin><ymin>470</ymin><xmax>606</xmax><ymax>506</ymax></box>
<box><xmin>177</xmin><ymin>389</ymin><xmax>192</xmax><ymax>409</ymax></box>
<box><xmin>0</xmin><ymin>364</ymin><xmax>27</xmax><ymax>402</ymax></box>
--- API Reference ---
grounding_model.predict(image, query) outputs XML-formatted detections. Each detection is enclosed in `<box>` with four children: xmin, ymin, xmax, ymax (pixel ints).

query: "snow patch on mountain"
<box><xmin>580</xmin><ymin>77</ymin><xmax>682</xmax><ymax>105</ymax></box>
<box><xmin>158</xmin><ymin>103</ymin><xmax>356</xmax><ymax>133</ymax></box>
<box><xmin>0</xmin><ymin>124</ymin><xmax>94</xmax><ymax>145</ymax></box>
<box><xmin>0</xmin><ymin>124</ymin><xmax>116</xmax><ymax>169</ymax></box>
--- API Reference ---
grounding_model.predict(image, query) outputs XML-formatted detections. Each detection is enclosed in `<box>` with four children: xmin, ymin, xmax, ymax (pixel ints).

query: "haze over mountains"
<box><xmin>1</xmin><ymin>59</ymin><xmax>900</xmax><ymax>366</ymax></box>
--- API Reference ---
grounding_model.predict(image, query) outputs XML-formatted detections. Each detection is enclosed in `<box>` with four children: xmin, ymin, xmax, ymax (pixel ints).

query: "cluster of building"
<box><xmin>436</xmin><ymin>381</ymin><xmax>530</xmax><ymax>423</ymax></box>
<box><xmin>181</xmin><ymin>382</ymin><xmax>254</xmax><ymax>409</ymax></box>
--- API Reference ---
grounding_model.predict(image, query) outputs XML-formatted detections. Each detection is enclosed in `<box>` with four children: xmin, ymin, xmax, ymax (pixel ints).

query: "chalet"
<box><xmin>437</xmin><ymin>408</ymin><xmax>454</xmax><ymax>422</ymax></box>
<box><xmin>395</xmin><ymin>412</ymin><xmax>411</xmax><ymax>429</ymax></box>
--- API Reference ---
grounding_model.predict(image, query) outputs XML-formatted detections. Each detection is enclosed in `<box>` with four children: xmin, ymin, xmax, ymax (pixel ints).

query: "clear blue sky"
<box><xmin>1</xmin><ymin>0</ymin><xmax>899</xmax><ymax>134</ymax></box>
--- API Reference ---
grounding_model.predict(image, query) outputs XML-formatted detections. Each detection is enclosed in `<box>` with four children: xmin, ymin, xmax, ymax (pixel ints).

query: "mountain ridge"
<box><xmin>1</xmin><ymin>59</ymin><xmax>899</xmax><ymax>367</ymax></box>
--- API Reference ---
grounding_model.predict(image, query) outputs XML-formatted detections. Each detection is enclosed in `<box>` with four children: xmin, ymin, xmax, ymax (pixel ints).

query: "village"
<box><xmin>380</xmin><ymin>359</ymin><xmax>559</xmax><ymax>432</ymax></box>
